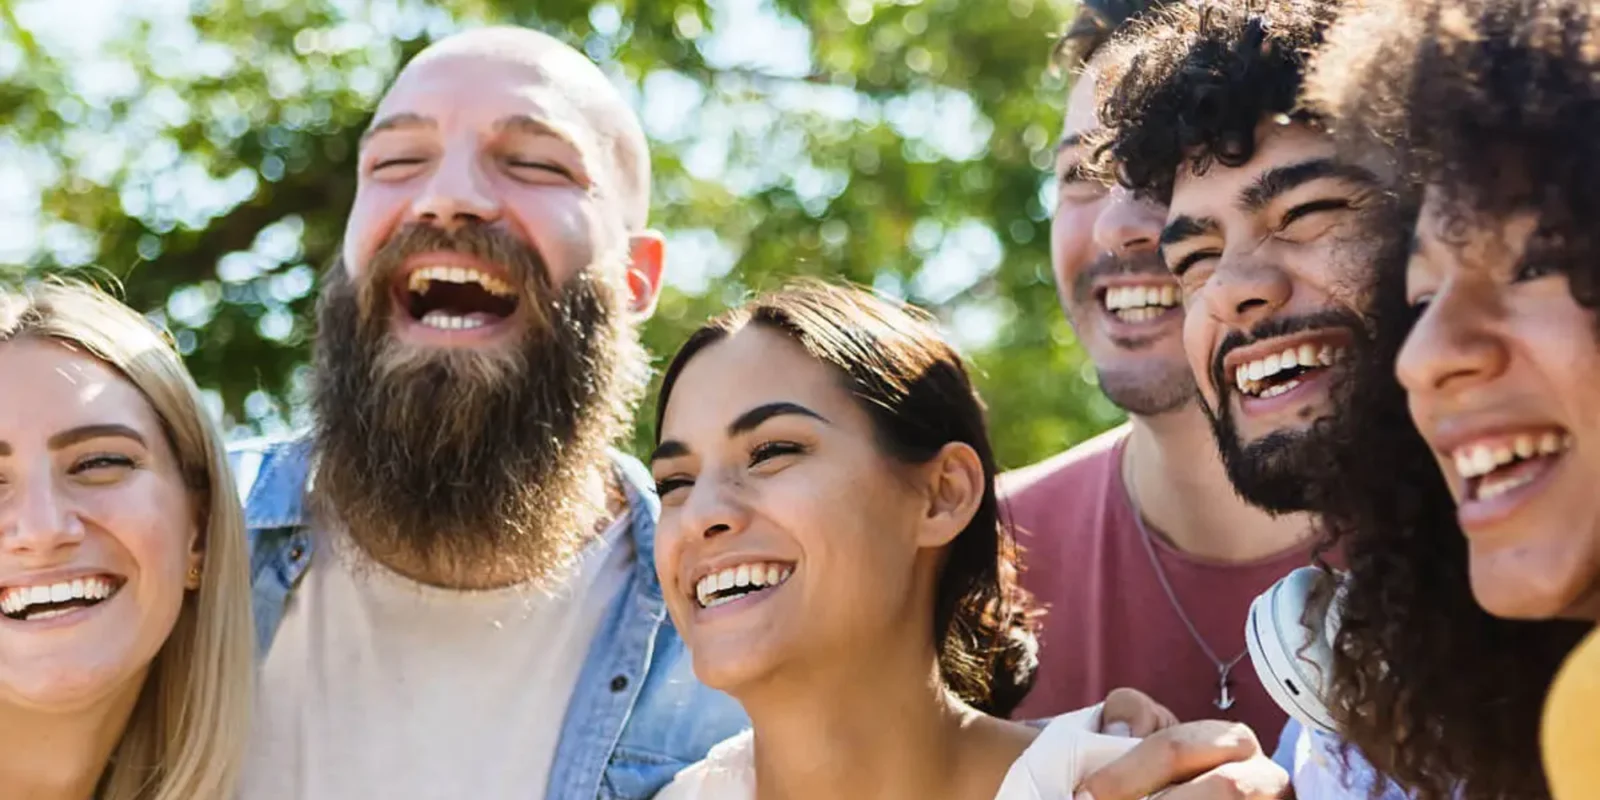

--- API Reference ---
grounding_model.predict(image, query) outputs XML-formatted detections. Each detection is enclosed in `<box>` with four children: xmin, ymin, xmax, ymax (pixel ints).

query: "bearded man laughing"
<box><xmin>230</xmin><ymin>26</ymin><xmax>747</xmax><ymax>800</ymax></box>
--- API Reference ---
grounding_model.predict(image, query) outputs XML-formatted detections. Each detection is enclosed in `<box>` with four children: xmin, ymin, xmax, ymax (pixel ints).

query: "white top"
<box><xmin>655</xmin><ymin>704</ymin><xmax>1141</xmax><ymax>799</ymax></box>
<box><xmin>238</xmin><ymin>514</ymin><xmax>632</xmax><ymax>800</ymax></box>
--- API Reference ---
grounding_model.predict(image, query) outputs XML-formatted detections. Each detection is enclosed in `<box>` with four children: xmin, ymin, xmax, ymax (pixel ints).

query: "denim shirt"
<box><xmin>229</xmin><ymin>434</ymin><xmax>750</xmax><ymax>800</ymax></box>
<box><xmin>1274</xmin><ymin>719</ymin><xmax>1417</xmax><ymax>800</ymax></box>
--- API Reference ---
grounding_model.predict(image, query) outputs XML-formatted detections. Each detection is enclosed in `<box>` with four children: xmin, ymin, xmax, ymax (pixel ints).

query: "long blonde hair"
<box><xmin>0</xmin><ymin>279</ymin><xmax>253</xmax><ymax>800</ymax></box>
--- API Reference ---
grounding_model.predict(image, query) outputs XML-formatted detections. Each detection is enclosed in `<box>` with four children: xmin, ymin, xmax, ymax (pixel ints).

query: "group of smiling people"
<box><xmin>2</xmin><ymin>0</ymin><xmax>1599</xmax><ymax>798</ymax></box>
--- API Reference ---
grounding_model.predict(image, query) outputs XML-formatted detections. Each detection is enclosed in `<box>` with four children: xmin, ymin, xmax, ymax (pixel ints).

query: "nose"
<box><xmin>1396</xmin><ymin>281</ymin><xmax>1506</xmax><ymax>398</ymax></box>
<box><xmin>409</xmin><ymin>149</ymin><xmax>501</xmax><ymax>231</ymax></box>
<box><xmin>676</xmin><ymin>473</ymin><xmax>752</xmax><ymax>544</ymax></box>
<box><xmin>1203</xmin><ymin>252</ymin><xmax>1293</xmax><ymax>331</ymax></box>
<box><xmin>1092</xmin><ymin>187</ymin><xmax>1164</xmax><ymax>258</ymax></box>
<box><xmin>0</xmin><ymin>476</ymin><xmax>86</xmax><ymax>559</ymax></box>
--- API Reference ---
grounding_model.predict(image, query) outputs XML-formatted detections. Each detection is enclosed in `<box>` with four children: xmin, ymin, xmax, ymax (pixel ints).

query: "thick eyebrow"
<box><xmin>1160</xmin><ymin>215</ymin><xmax>1221</xmax><ymax>248</ymax></box>
<box><xmin>360</xmin><ymin>112</ymin><xmax>435</xmax><ymax>146</ymax></box>
<box><xmin>0</xmin><ymin>424</ymin><xmax>150</xmax><ymax>456</ymax></box>
<box><xmin>1238</xmin><ymin>159</ymin><xmax>1380</xmax><ymax>213</ymax></box>
<box><xmin>649</xmin><ymin>402</ymin><xmax>830</xmax><ymax>465</ymax></box>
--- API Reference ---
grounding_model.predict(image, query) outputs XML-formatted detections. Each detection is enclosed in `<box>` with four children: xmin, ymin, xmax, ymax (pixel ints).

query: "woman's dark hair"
<box><xmin>1092</xmin><ymin>0</ymin><xmax>1340</xmax><ymax>202</ymax></box>
<box><xmin>654</xmin><ymin>280</ymin><xmax>1038</xmax><ymax>716</ymax></box>
<box><xmin>1050</xmin><ymin>0</ymin><xmax>1177</xmax><ymax>73</ymax></box>
<box><xmin>1296</xmin><ymin>2</ymin><xmax>1600</xmax><ymax>797</ymax></box>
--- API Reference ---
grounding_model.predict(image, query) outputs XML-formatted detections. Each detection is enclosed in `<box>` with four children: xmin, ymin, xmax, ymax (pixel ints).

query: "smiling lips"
<box><xmin>1101</xmin><ymin>282</ymin><xmax>1180</xmax><ymax>324</ymax></box>
<box><xmin>1230</xmin><ymin>338</ymin><xmax>1348</xmax><ymax>400</ymax></box>
<box><xmin>1450</xmin><ymin>429</ymin><xmax>1573</xmax><ymax>502</ymax></box>
<box><xmin>693</xmin><ymin>562</ymin><xmax>794</xmax><ymax>610</ymax></box>
<box><xmin>0</xmin><ymin>575</ymin><xmax>124</xmax><ymax>622</ymax></box>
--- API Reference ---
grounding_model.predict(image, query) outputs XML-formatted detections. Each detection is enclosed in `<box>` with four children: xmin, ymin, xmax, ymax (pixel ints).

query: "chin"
<box><xmin>690</xmin><ymin>648</ymin><xmax>780</xmax><ymax>698</ymax></box>
<box><xmin>1470</xmin><ymin>561</ymin><xmax>1586</xmax><ymax>621</ymax></box>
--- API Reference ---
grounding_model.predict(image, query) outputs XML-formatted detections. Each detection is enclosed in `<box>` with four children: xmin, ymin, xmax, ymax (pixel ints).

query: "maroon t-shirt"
<box><xmin>1001</xmin><ymin>424</ymin><xmax>1313</xmax><ymax>743</ymax></box>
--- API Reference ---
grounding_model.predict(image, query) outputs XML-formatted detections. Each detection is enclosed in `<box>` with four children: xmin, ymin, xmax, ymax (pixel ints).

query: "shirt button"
<box><xmin>610</xmin><ymin>675</ymin><xmax>629</xmax><ymax>693</ymax></box>
<box><xmin>289</xmin><ymin>544</ymin><xmax>305</xmax><ymax>561</ymax></box>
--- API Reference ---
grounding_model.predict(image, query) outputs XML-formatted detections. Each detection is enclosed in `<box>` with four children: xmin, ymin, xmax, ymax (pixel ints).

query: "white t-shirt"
<box><xmin>654</xmin><ymin>705</ymin><xmax>1140</xmax><ymax>799</ymax></box>
<box><xmin>237</xmin><ymin>513</ymin><xmax>632</xmax><ymax>800</ymax></box>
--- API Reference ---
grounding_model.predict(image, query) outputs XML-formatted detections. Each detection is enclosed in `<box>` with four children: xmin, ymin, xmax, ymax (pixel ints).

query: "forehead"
<box><xmin>1062</xmin><ymin>62</ymin><xmax>1103</xmax><ymax>141</ymax></box>
<box><xmin>663</xmin><ymin>326</ymin><xmax>849</xmax><ymax>434</ymax></box>
<box><xmin>1168</xmin><ymin>122</ymin><xmax>1338</xmax><ymax>216</ymax></box>
<box><xmin>374</xmin><ymin>53</ymin><xmax>594</xmax><ymax>143</ymax></box>
<box><xmin>0</xmin><ymin>339</ymin><xmax>158</xmax><ymax>435</ymax></box>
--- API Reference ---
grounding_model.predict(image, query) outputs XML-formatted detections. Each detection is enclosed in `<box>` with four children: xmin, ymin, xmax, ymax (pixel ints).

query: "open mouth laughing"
<box><xmin>1099</xmin><ymin>281</ymin><xmax>1181</xmax><ymax>325</ymax></box>
<box><xmin>692</xmin><ymin>561</ymin><xmax>795</xmax><ymax>611</ymax></box>
<box><xmin>1450</xmin><ymin>428</ymin><xmax>1573</xmax><ymax>503</ymax></box>
<box><xmin>394</xmin><ymin>260</ymin><xmax>520</xmax><ymax>334</ymax></box>
<box><xmin>0</xmin><ymin>574</ymin><xmax>126</xmax><ymax>623</ymax></box>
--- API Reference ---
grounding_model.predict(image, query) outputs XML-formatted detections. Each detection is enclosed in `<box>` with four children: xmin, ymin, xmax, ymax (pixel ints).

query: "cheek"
<box><xmin>1051</xmin><ymin>206</ymin><xmax>1097</xmax><ymax>290</ymax></box>
<box><xmin>342</xmin><ymin>182</ymin><xmax>411</xmax><ymax>277</ymax></box>
<box><xmin>91</xmin><ymin>478</ymin><xmax>195</xmax><ymax>595</ymax></box>
<box><xmin>506</xmin><ymin>189</ymin><xmax>600</xmax><ymax>286</ymax></box>
<box><xmin>1183</xmin><ymin>312</ymin><xmax>1217</xmax><ymax>400</ymax></box>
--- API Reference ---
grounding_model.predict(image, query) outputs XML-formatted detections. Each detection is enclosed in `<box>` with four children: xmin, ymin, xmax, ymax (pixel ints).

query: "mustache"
<box><xmin>1210</xmin><ymin>308</ymin><xmax>1366</xmax><ymax>395</ymax></box>
<box><xmin>1071</xmin><ymin>250</ymin><xmax>1172</xmax><ymax>306</ymax></box>
<box><xmin>359</xmin><ymin>222</ymin><xmax>553</xmax><ymax>312</ymax></box>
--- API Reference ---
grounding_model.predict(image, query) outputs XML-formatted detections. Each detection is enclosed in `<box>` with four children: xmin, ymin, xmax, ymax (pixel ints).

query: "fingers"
<box><xmin>1145</xmin><ymin>758</ymin><xmax>1291</xmax><ymax>800</ymax></box>
<box><xmin>1100</xmin><ymin>687</ymin><xmax>1179</xmax><ymax>738</ymax></box>
<box><xmin>1076</xmin><ymin>720</ymin><xmax>1263</xmax><ymax>800</ymax></box>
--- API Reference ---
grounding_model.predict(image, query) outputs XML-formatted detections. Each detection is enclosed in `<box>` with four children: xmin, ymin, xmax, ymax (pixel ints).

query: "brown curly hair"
<box><xmin>1090</xmin><ymin>0</ymin><xmax>1342</xmax><ymax>201</ymax></box>
<box><xmin>1300</xmin><ymin>1</ymin><xmax>1600</xmax><ymax>798</ymax></box>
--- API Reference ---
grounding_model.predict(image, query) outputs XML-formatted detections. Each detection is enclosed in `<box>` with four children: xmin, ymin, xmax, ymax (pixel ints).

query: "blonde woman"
<box><xmin>0</xmin><ymin>281</ymin><xmax>253</xmax><ymax>799</ymax></box>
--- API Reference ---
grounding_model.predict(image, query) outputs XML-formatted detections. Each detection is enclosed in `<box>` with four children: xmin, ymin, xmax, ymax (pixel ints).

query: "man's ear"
<box><xmin>914</xmin><ymin>441</ymin><xmax>986</xmax><ymax>550</ymax></box>
<box><xmin>625</xmin><ymin>231</ymin><xmax>666</xmax><ymax>317</ymax></box>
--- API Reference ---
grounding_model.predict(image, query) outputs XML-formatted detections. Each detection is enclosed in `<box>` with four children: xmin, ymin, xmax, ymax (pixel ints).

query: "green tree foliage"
<box><xmin>0</xmin><ymin>0</ymin><xmax>1125</xmax><ymax>469</ymax></box>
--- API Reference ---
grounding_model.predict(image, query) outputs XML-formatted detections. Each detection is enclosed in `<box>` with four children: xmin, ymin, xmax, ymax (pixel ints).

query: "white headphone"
<box><xmin>1244</xmin><ymin>566</ymin><xmax>1344</xmax><ymax>736</ymax></box>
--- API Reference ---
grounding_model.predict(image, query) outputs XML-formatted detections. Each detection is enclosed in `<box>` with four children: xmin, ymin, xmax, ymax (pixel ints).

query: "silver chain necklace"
<box><xmin>1124</xmin><ymin>448</ymin><xmax>1247</xmax><ymax>711</ymax></box>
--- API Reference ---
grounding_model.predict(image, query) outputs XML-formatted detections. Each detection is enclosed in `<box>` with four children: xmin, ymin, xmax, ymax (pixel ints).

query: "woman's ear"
<box><xmin>915</xmin><ymin>441</ymin><xmax>986</xmax><ymax>549</ymax></box>
<box><xmin>185</xmin><ymin>521</ymin><xmax>205</xmax><ymax>591</ymax></box>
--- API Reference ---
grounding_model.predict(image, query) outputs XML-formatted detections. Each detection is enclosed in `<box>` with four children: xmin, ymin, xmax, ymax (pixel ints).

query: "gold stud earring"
<box><xmin>187</xmin><ymin>565</ymin><xmax>202</xmax><ymax>587</ymax></box>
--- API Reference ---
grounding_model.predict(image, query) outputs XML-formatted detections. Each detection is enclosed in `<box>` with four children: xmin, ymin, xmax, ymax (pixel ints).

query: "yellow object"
<box><xmin>1543</xmin><ymin>627</ymin><xmax>1600</xmax><ymax>799</ymax></box>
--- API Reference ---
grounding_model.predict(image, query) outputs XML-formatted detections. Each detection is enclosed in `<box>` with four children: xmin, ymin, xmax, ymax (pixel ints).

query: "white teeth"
<box><xmin>1298</xmin><ymin>344</ymin><xmax>1316</xmax><ymax>366</ymax></box>
<box><xmin>405</xmin><ymin>265</ymin><xmax>516</xmax><ymax>298</ymax></box>
<box><xmin>0</xmin><ymin>576</ymin><xmax>119</xmax><ymax>621</ymax></box>
<box><xmin>1478</xmin><ymin>470</ymin><xmax>1540</xmax><ymax>501</ymax></box>
<box><xmin>1257</xmin><ymin>378</ymin><xmax>1301</xmax><ymax>399</ymax></box>
<box><xmin>1104</xmin><ymin>284</ymin><xmax>1180</xmax><ymax>312</ymax></box>
<box><xmin>1232</xmin><ymin>341</ymin><xmax>1347</xmax><ymax>397</ymax></box>
<box><xmin>692</xmin><ymin>563</ymin><xmax>795</xmax><ymax>609</ymax></box>
<box><xmin>1451</xmin><ymin>432</ymin><xmax>1572</xmax><ymax>481</ymax></box>
<box><xmin>419</xmin><ymin>311</ymin><xmax>488</xmax><ymax>330</ymax></box>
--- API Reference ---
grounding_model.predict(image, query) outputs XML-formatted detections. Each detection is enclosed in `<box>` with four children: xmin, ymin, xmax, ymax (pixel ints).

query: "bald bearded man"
<box><xmin>232</xmin><ymin>27</ymin><xmax>747</xmax><ymax>800</ymax></box>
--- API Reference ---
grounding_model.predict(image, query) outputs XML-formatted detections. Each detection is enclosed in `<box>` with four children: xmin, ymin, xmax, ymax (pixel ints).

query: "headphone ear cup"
<box><xmin>1245</xmin><ymin>567</ymin><xmax>1341</xmax><ymax>736</ymax></box>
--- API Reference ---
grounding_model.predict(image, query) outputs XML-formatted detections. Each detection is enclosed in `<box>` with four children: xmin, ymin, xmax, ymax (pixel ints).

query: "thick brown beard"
<box><xmin>310</xmin><ymin>223</ymin><xmax>647</xmax><ymax>589</ymax></box>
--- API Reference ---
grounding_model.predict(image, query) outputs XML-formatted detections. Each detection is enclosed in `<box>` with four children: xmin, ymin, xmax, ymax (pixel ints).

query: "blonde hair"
<box><xmin>0</xmin><ymin>279</ymin><xmax>253</xmax><ymax>800</ymax></box>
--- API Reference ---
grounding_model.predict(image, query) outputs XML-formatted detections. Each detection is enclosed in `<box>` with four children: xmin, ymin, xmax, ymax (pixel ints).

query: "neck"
<box><xmin>741</xmin><ymin>642</ymin><xmax>1026</xmax><ymax>800</ymax></box>
<box><xmin>1124</xmin><ymin>406</ymin><xmax>1313</xmax><ymax>561</ymax></box>
<box><xmin>0</xmin><ymin>678</ymin><xmax>146</xmax><ymax>800</ymax></box>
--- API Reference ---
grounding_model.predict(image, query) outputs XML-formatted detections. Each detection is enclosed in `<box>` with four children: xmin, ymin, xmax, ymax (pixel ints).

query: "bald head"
<box><xmin>383</xmin><ymin>26</ymin><xmax>652</xmax><ymax>231</ymax></box>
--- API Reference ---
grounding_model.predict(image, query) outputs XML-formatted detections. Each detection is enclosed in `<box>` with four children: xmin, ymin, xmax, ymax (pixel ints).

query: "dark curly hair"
<box><xmin>1092</xmin><ymin>0</ymin><xmax>1342</xmax><ymax>201</ymax></box>
<box><xmin>1298</xmin><ymin>1</ymin><xmax>1600</xmax><ymax>798</ymax></box>
<box><xmin>654</xmin><ymin>280</ymin><xmax>1039</xmax><ymax>716</ymax></box>
<box><xmin>1049</xmin><ymin>0</ymin><xmax>1177</xmax><ymax>72</ymax></box>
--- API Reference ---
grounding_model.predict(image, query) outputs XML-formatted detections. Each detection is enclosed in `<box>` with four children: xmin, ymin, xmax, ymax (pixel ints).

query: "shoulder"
<box><xmin>996</xmin><ymin>707</ymin><xmax>1139</xmax><ymax>800</ymax></box>
<box><xmin>999</xmin><ymin>424</ymin><xmax>1129</xmax><ymax>502</ymax></box>
<box><xmin>653</xmin><ymin>730</ymin><xmax>757</xmax><ymax>800</ymax></box>
<box><xmin>225</xmin><ymin>432</ymin><xmax>316</xmax><ymax>531</ymax></box>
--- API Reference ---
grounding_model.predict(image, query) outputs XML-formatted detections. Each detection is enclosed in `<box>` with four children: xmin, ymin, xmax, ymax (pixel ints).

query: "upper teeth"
<box><xmin>0</xmin><ymin>577</ymin><xmax>117</xmax><ymax>618</ymax></box>
<box><xmin>406</xmin><ymin>266</ymin><xmax>515</xmax><ymax>298</ymax></box>
<box><xmin>694</xmin><ymin>563</ymin><xmax>793</xmax><ymax>609</ymax></box>
<box><xmin>1452</xmin><ymin>432</ymin><xmax>1571</xmax><ymax>479</ymax></box>
<box><xmin>1104</xmin><ymin>285</ymin><xmax>1179</xmax><ymax>311</ymax></box>
<box><xmin>1235</xmin><ymin>344</ymin><xmax>1343</xmax><ymax>394</ymax></box>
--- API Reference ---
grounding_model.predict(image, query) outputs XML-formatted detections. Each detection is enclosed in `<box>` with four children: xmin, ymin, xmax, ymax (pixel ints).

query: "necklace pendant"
<box><xmin>1216</xmin><ymin>673</ymin><xmax>1235</xmax><ymax>711</ymax></box>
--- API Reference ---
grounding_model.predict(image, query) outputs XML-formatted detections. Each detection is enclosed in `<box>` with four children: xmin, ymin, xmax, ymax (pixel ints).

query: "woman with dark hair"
<box><xmin>645</xmin><ymin>281</ymin><xmax>1286</xmax><ymax>799</ymax></box>
<box><xmin>1267</xmin><ymin>0</ymin><xmax>1600</xmax><ymax>798</ymax></box>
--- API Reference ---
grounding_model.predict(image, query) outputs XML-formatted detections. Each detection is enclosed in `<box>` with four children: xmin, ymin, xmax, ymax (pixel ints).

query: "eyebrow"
<box><xmin>1238</xmin><ymin>159</ymin><xmax>1380</xmax><ymax>213</ymax></box>
<box><xmin>360</xmin><ymin>112</ymin><xmax>435</xmax><ymax>146</ymax></box>
<box><xmin>1160</xmin><ymin>214</ymin><xmax>1221</xmax><ymax>248</ymax></box>
<box><xmin>649</xmin><ymin>402</ymin><xmax>830</xmax><ymax>464</ymax></box>
<box><xmin>0</xmin><ymin>424</ymin><xmax>148</xmax><ymax>457</ymax></box>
